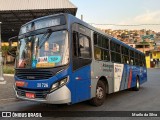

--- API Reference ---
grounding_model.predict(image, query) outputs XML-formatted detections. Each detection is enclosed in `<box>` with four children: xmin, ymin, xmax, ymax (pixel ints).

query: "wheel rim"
<box><xmin>96</xmin><ymin>87</ymin><xmax>104</xmax><ymax>99</ymax></box>
<box><xmin>137</xmin><ymin>80</ymin><xmax>140</xmax><ymax>88</ymax></box>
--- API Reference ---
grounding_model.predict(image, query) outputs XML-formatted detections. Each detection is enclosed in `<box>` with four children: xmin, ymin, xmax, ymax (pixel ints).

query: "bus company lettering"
<box><xmin>115</xmin><ymin>67</ymin><xmax>122</xmax><ymax>73</ymax></box>
<box><xmin>114</xmin><ymin>64</ymin><xmax>124</xmax><ymax>92</ymax></box>
<box><xmin>102</xmin><ymin>64</ymin><xmax>113</xmax><ymax>72</ymax></box>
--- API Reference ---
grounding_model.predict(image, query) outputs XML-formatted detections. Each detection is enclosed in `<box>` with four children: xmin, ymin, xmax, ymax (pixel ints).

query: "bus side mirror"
<box><xmin>8</xmin><ymin>36</ymin><xmax>18</xmax><ymax>58</ymax></box>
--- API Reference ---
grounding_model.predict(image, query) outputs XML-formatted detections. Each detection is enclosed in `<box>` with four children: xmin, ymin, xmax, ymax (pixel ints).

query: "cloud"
<box><xmin>119</xmin><ymin>10</ymin><xmax>160</xmax><ymax>24</ymax></box>
<box><xmin>134</xmin><ymin>11</ymin><xmax>160</xmax><ymax>24</ymax></box>
<box><xmin>115</xmin><ymin>10</ymin><xmax>160</xmax><ymax>32</ymax></box>
<box><xmin>92</xmin><ymin>10</ymin><xmax>160</xmax><ymax>32</ymax></box>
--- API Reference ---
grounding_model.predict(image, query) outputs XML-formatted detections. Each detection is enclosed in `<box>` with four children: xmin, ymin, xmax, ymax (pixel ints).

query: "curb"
<box><xmin>148</xmin><ymin>68</ymin><xmax>160</xmax><ymax>69</ymax></box>
<box><xmin>0</xmin><ymin>81</ymin><xmax>6</xmax><ymax>84</ymax></box>
<box><xmin>4</xmin><ymin>74</ymin><xmax>14</xmax><ymax>77</ymax></box>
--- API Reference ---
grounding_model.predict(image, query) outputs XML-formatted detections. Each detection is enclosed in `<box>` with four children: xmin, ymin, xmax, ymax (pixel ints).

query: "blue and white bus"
<box><xmin>9</xmin><ymin>13</ymin><xmax>147</xmax><ymax>106</ymax></box>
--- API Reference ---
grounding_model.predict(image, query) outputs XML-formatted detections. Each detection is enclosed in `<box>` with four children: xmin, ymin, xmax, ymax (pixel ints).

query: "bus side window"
<box><xmin>94</xmin><ymin>33</ymin><xmax>98</xmax><ymax>45</ymax></box>
<box><xmin>72</xmin><ymin>32</ymin><xmax>91</xmax><ymax>59</ymax></box>
<box><xmin>78</xmin><ymin>34</ymin><xmax>91</xmax><ymax>58</ymax></box>
<box><xmin>130</xmin><ymin>50</ymin><xmax>135</xmax><ymax>65</ymax></box>
<box><xmin>72</xmin><ymin>32</ymin><xmax>79</xmax><ymax>57</ymax></box>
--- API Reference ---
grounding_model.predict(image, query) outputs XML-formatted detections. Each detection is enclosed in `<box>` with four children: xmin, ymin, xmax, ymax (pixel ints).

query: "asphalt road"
<box><xmin>0</xmin><ymin>69</ymin><xmax>160</xmax><ymax>120</ymax></box>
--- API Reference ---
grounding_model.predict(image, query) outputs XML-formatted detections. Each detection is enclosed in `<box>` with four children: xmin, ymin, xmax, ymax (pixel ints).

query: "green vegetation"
<box><xmin>140</xmin><ymin>41</ymin><xmax>148</xmax><ymax>44</ymax></box>
<box><xmin>1</xmin><ymin>45</ymin><xmax>9</xmax><ymax>66</ymax></box>
<box><xmin>3</xmin><ymin>65</ymin><xmax>15</xmax><ymax>74</ymax></box>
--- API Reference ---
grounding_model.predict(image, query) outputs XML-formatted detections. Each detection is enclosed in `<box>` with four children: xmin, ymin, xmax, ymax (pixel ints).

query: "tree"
<box><xmin>1</xmin><ymin>45</ymin><xmax>9</xmax><ymax>66</ymax></box>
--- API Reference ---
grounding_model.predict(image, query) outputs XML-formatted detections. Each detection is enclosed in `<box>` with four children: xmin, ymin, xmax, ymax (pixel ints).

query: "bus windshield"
<box><xmin>16</xmin><ymin>30</ymin><xmax>69</xmax><ymax>68</ymax></box>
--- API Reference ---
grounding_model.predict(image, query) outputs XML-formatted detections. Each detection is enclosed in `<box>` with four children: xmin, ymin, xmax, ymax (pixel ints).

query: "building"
<box><xmin>135</xmin><ymin>42</ymin><xmax>153</xmax><ymax>53</ymax></box>
<box><xmin>0</xmin><ymin>0</ymin><xmax>77</xmax><ymax>42</ymax></box>
<box><xmin>0</xmin><ymin>0</ymin><xmax>77</xmax><ymax>64</ymax></box>
<box><xmin>146</xmin><ymin>41</ymin><xmax>160</xmax><ymax>68</ymax></box>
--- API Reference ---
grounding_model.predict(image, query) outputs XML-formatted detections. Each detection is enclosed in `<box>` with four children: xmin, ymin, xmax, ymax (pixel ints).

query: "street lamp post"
<box><xmin>0</xmin><ymin>22</ymin><xmax>6</xmax><ymax>84</ymax></box>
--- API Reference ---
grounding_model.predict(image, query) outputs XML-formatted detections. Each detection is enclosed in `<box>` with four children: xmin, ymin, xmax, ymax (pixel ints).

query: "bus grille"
<box><xmin>16</xmin><ymin>88</ymin><xmax>49</xmax><ymax>99</ymax></box>
<box><xmin>15</xmin><ymin>69</ymin><xmax>53</xmax><ymax>80</ymax></box>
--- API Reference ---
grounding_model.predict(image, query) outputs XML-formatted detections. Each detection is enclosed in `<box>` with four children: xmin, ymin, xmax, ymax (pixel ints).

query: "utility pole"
<box><xmin>0</xmin><ymin>22</ymin><xmax>6</xmax><ymax>84</ymax></box>
<box><xmin>81</xmin><ymin>15</ymin><xmax>83</xmax><ymax>21</ymax></box>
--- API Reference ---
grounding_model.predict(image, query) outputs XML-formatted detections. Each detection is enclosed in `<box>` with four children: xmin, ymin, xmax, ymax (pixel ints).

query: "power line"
<box><xmin>90</xmin><ymin>23</ymin><xmax>160</xmax><ymax>26</ymax></box>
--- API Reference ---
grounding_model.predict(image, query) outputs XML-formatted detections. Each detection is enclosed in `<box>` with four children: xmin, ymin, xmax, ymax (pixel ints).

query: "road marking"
<box><xmin>0</xmin><ymin>98</ymin><xmax>16</xmax><ymax>101</ymax></box>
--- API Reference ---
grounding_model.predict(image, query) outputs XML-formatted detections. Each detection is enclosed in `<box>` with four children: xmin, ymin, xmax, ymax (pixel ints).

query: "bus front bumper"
<box><xmin>14</xmin><ymin>85</ymin><xmax>71</xmax><ymax>104</ymax></box>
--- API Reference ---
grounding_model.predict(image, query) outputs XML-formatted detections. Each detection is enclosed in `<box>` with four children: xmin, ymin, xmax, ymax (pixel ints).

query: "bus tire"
<box><xmin>133</xmin><ymin>77</ymin><xmax>140</xmax><ymax>91</ymax></box>
<box><xmin>89</xmin><ymin>80</ymin><xmax>106</xmax><ymax>106</ymax></box>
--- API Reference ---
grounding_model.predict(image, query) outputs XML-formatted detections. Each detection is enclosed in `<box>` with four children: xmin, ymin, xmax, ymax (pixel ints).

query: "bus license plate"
<box><xmin>26</xmin><ymin>92</ymin><xmax>35</xmax><ymax>99</ymax></box>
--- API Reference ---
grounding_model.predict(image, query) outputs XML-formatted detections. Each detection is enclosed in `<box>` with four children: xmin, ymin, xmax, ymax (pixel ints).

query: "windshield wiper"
<box><xmin>39</xmin><ymin>29</ymin><xmax>52</xmax><ymax>49</ymax></box>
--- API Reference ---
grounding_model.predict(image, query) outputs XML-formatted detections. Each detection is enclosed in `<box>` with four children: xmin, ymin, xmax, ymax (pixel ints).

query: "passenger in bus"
<box><xmin>94</xmin><ymin>48</ymin><xmax>101</xmax><ymax>60</ymax></box>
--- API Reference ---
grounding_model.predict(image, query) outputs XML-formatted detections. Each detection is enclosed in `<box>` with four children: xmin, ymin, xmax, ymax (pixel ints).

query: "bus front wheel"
<box><xmin>90</xmin><ymin>80</ymin><xmax>106</xmax><ymax>106</ymax></box>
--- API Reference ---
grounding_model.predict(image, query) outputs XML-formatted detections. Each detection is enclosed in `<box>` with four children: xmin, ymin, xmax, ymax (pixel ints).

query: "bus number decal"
<box><xmin>37</xmin><ymin>83</ymin><xmax>49</xmax><ymax>88</ymax></box>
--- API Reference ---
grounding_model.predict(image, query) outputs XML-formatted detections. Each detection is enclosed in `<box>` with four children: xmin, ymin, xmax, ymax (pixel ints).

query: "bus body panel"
<box><xmin>14</xmin><ymin>67</ymin><xmax>70</xmax><ymax>90</ymax></box>
<box><xmin>91</xmin><ymin>61</ymin><xmax>114</xmax><ymax>95</ymax></box>
<box><xmin>113</xmin><ymin>64</ymin><xmax>147</xmax><ymax>92</ymax></box>
<box><xmin>14</xmin><ymin>67</ymin><xmax>72</xmax><ymax>104</ymax></box>
<box><xmin>14</xmin><ymin>85</ymin><xmax>71</xmax><ymax>104</ymax></box>
<box><xmin>71</xmin><ymin>65</ymin><xmax>91</xmax><ymax>104</ymax></box>
<box><xmin>91</xmin><ymin>61</ymin><xmax>147</xmax><ymax>95</ymax></box>
<box><xmin>14</xmin><ymin>76</ymin><xmax>57</xmax><ymax>90</ymax></box>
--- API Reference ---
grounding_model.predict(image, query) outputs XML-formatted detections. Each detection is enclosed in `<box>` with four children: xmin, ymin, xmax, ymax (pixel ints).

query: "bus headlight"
<box><xmin>59</xmin><ymin>77</ymin><xmax>68</xmax><ymax>87</ymax></box>
<box><xmin>50</xmin><ymin>77</ymin><xmax>69</xmax><ymax>92</ymax></box>
<box><xmin>51</xmin><ymin>82</ymin><xmax>59</xmax><ymax>91</ymax></box>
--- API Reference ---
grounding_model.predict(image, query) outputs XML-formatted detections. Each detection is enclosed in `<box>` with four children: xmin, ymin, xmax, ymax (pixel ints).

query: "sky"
<box><xmin>70</xmin><ymin>0</ymin><xmax>160</xmax><ymax>31</ymax></box>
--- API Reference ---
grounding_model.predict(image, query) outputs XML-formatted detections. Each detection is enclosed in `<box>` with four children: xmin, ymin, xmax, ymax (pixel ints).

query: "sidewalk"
<box><xmin>0</xmin><ymin>75</ymin><xmax>15</xmax><ymax>100</ymax></box>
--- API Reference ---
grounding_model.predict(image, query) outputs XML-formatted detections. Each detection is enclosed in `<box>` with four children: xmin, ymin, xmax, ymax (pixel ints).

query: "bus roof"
<box><xmin>20</xmin><ymin>13</ymin><xmax>144</xmax><ymax>55</ymax></box>
<box><xmin>20</xmin><ymin>13</ymin><xmax>65</xmax><ymax>27</ymax></box>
